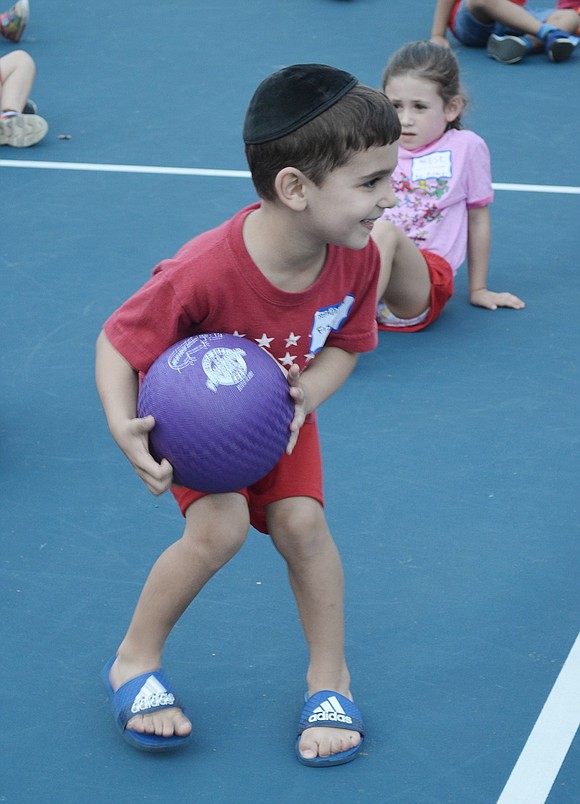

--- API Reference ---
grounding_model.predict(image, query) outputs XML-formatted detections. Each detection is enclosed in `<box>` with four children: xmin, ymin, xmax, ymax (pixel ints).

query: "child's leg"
<box><xmin>267</xmin><ymin>497</ymin><xmax>359</xmax><ymax>761</ymax></box>
<box><xmin>372</xmin><ymin>219</ymin><xmax>432</xmax><ymax>320</ymax></box>
<box><xmin>107</xmin><ymin>493</ymin><xmax>250</xmax><ymax>738</ymax></box>
<box><xmin>465</xmin><ymin>0</ymin><xmax>544</xmax><ymax>35</ymax></box>
<box><xmin>544</xmin><ymin>8</ymin><xmax>580</xmax><ymax>33</ymax></box>
<box><xmin>0</xmin><ymin>49</ymin><xmax>34</xmax><ymax>112</ymax></box>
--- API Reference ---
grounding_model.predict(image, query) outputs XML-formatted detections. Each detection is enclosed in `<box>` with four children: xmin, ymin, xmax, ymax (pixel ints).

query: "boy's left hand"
<box><xmin>470</xmin><ymin>288</ymin><xmax>525</xmax><ymax>311</ymax></box>
<box><xmin>286</xmin><ymin>364</ymin><xmax>307</xmax><ymax>455</ymax></box>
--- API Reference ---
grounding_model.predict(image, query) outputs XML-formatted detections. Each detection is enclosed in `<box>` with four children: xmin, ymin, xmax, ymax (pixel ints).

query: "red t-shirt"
<box><xmin>104</xmin><ymin>203</ymin><xmax>380</xmax><ymax>376</ymax></box>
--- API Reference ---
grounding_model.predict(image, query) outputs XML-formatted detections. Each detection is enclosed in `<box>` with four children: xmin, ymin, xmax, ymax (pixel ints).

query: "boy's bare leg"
<box><xmin>372</xmin><ymin>219</ymin><xmax>432</xmax><ymax>320</ymax></box>
<box><xmin>107</xmin><ymin>493</ymin><xmax>250</xmax><ymax>738</ymax></box>
<box><xmin>268</xmin><ymin>497</ymin><xmax>360</xmax><ymax>761</ymax></box>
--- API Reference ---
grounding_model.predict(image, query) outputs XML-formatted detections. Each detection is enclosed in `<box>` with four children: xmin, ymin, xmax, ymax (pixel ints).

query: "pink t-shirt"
<box><xmin>381</xmin><ymin>128</ymin><xmax>493</xmax><ymax>275</ymax></box>
<box><xmin>104</xmin><ymin>203</ymin><xmax>380</xmax><ymax>375</ymax></box>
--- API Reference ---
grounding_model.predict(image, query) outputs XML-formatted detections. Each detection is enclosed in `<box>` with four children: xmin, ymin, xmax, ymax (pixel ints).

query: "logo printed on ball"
<box><xmin>167</xmin><ymin>337</ymin><xmax>206</xmax><ymax>372</ymax></box>
<box><xmin>202</xmin><ymin>347</ymin><xmax>254</xmax><ymax>392</ymax></box>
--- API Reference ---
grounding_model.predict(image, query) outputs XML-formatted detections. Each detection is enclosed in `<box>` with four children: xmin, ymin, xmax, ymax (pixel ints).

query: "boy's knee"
<box><xmin>183</xmin><ymin>495</ymin><xmax>249</xmax><ymax>566</ymax></box>
<box><xmin>268</xmin><ymin>497</ymin><xmax>330</xmax><ymax>553</ymax></box>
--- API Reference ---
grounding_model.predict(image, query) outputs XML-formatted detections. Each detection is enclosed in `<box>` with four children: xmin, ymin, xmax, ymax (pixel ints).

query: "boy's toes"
<box><xmin>299</xmin><ymin>727</ymin><xmax>360</xmax><ymax>760</ymax></box>
<box><xmin>127</xmin><ymin>708</ymin><xmax>192</xmax><ymax>738</ymax></box>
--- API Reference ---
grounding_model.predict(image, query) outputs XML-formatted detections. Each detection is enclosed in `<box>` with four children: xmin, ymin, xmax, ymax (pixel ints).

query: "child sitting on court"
<box><xmin>372</xmin><ymin>40</ymin><xmax>524</xmax><ymax>333</ymax></box>
<box><xmin>0</xmin><ymin>48</ymin><xmax>47</xmax><ymax>147</ymax></box>
<box><xmin>96</xmin><ymin>63</ymin><xmax>401</xmax><ymax>766</ymax></box>
<box><xmin>431</xmin><ymin>0</ymin><xmax>579</xmax><ymax>63</ymax></box>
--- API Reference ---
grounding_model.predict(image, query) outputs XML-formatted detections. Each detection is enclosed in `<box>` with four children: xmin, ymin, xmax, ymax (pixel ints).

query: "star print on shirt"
<box><xmin>280</xmin><ymin>351</ymin><xmax>297</xmax><ymax>367</ymax></box>
<box><xmin>255</xmin><ymin>333</ymin><xmax>274</xmax><ymax>348</ymax></box>
<box><xmin>285</xmin><ymin>332</ymin><xmax>300</xmax><ymax>347</ymax></box>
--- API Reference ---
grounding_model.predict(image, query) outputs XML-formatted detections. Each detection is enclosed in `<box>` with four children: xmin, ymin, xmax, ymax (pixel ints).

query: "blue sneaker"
<box><xmin>543</xmin><ymin>29</ymin><xmax>579</xmax><ymax>62</ymax></box>
<box><xmin>486</xmin><ymin>33</ymin><xmax>530</xmax><ymax>64</ymax></box>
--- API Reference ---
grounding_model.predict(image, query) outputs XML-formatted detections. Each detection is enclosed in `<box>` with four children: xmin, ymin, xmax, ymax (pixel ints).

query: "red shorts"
<box><xmin>377</xmin><ymin>250</ymin><xmax>454</xmax><ymax>333</ymax></box>
<box><xmin>171</xmin><ymin>419</ymin><xmax>324</xmax><ymax>534</ymax></box>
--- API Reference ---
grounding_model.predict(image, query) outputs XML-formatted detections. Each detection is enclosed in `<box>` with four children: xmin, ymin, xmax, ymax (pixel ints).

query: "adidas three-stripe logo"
<box><xmin>308</xmin><ymin>695</ymin><xmax>353</xmax><ymax>725</ymax></box>
<box><xmin>131</xmin><ymin>675</ymin><xmax>176</xmax><ymax>714</ymax></box>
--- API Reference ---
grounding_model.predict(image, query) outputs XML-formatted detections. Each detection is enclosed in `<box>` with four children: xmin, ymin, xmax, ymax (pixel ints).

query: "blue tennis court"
<box><xmin>1</xmin><ymin>1</ymin><xmax>579</xmax><ymax>802</ymax></box>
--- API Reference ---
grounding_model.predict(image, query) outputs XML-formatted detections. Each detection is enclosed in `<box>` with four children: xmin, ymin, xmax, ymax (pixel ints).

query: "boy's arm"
<box><xmin>431</xmin><ymin>0</ymin><xmax>456</xmax><ymax>46</ymax></box>
<box><xmin>95</xmin><ymin>330</ymin><xmax>174</xmax><ymax>495</ymax></box>
<box><xmin>467</xmin><ymin>206</ymin><xmax>525</xmax><ymax>311</ymax></box>
<box><xmin>286</xmin><ymin>346</ymin><xmax>358</xmax><ymax>454</ymax></box>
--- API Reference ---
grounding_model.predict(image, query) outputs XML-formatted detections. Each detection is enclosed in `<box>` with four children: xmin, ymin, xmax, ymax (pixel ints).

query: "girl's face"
<box><xmin>384</xmin><ymin>73</ymin><xmax>461</xmax><ymax>151</ymax></box>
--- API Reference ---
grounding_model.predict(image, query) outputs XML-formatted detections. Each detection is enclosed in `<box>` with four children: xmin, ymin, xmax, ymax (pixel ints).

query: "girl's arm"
<box><xmin>431</xmin><ymin>0</ymin><xmax>457</xmax><ymax>47</ymax></box>
<box><xmin>467</xmin><ymin>206</ymin><xmax>525</xmax><ymax>311</ymax></box>
<box><xmin>285</xmin><ymin>346</ymin><xmax>358</xmax><ymax>454</ymax></box>
<box><xmin>95</xmin><ymin>330</ymin><xmax>174</xmax><ymax>495</ymax></box>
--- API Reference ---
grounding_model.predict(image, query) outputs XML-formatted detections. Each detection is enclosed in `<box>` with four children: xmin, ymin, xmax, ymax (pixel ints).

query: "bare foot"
<box><xmin>109</xmin><ymin>655</ymin><xmax>192</xmax><ymax>739</ymax></box>
<box><xmin>298</xmin><ymin>724</ymin><xmax>361</xmax><ymax>761</ymax></box>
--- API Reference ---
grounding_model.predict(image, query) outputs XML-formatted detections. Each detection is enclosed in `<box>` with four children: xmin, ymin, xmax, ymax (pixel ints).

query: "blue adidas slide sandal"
<box><xmin>101</xmin><ymin>656</ymin><xmax>192</xmax><ymax>752</ymax></box>
<box><xmin>295</xmin><ymin>690</ymin><xmax>365</xmax><ymax>767</ymax></box>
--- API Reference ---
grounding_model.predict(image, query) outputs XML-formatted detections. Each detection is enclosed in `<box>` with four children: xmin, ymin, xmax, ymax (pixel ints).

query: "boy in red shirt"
<box><xmin>97</xmin><ymin>64</ymin><xmax>401</xmax><ymax>767</ymax></box>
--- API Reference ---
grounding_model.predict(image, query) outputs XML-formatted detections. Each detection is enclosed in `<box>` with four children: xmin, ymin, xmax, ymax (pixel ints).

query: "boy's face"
<box><xmin>305</xmin><ymin>142</ymin><xmax>398</xmax><ymax>250</ymax></box>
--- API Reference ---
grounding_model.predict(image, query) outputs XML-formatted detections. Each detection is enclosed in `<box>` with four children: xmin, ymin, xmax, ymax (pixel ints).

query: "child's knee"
<box><xmin>13</xmin><ymin>49</ymin><xmax>35</xmax><ymax>73</ymax></box>
<box><xmin>547</xmin><ymin>10</ymin><xmax>580</xmax><ymax>33</ymax></box>
<box><xmin>268</xmin><ymin>497</ymin><xmax>330</xmax><ymax>554</ymax></box>
<box><xmin>183</xmin><ymin>495</ymin><xmax>249</xmax><ymax>565</ymax></box>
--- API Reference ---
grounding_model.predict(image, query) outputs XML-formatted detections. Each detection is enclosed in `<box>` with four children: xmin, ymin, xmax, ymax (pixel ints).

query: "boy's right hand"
<box><xmin>115</xmin><ymin>414</ymin><xmax>174</xmax><ymax>496</ymax></box>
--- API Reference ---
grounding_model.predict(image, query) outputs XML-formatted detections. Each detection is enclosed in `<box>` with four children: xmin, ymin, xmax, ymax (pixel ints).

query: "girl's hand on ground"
<box><xmin>470</xmin><ymin>288</ymin><xmax>526</xmax><ymax>311</ymax></box>
<box><xmin>286</xmin><ymin>364</ymin><xmax>306</xmax><ymax>455</ymax></box>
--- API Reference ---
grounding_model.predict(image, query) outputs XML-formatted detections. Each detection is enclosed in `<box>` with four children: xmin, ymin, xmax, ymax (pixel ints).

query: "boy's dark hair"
<box><xmin>382</xmin><ymin>40</ymin><xmax>467</xmax><ymax>131</ymax></box>
<box><xmin>245</xmin><ymin>84</ymin><xmax>401</xmax><ymax>201</ymax></box>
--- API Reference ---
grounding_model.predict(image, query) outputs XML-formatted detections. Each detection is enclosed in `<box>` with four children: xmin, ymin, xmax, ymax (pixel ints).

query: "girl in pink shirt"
<box><xmin>373</xmin><ymin>40</ymin><xmax>524</xmax><ymax>331</ymax></box>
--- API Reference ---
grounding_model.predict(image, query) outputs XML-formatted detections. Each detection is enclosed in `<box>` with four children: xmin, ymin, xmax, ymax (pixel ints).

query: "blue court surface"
<box><xmin>1</xmin><ymin>1</ymin><xmax>579</xmax><ymax>802</ymax></box>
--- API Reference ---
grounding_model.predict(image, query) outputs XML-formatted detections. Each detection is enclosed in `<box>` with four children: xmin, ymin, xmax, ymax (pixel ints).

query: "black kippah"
<box><xmin>243</xmin><ymin>63</ymin><xmax>359</xmax><ymax>145</ymax></box>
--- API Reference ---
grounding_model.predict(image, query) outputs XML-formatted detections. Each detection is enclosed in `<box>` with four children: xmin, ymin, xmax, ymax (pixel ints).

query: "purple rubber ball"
<box><xmin>137</xmin><ymin>333</ymin><xmax>294</xmax><ymax>493</ymax></box>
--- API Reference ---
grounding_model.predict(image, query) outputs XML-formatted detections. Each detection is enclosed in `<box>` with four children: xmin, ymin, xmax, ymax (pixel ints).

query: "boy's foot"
<box><xmin>0</xmin><ymin>0</ymin><xmax>28</xmax><ymax>42</ymax></box>
<box><xmin>0</xmin><ymin>112</ymin><xmax>48</xmax><ymax>147</ymax></box>
<box><xmin>543</xmin><ymin>29</ymin><xmax>579</xmax><ymax>62</ymax></box>
<box><xmin>103</xmin><ymin>655</ymin><xmax>192</xmax><ymax>750</ymax></box>
<box><xmin>296</xmin><ymin>690</ymin><xmax>364</xmax><ymax>767</ymax></box>
<box><xmin>486</xmin><ymin>33</ymin><xmax>530</xmax><ymax>64</ymax></box>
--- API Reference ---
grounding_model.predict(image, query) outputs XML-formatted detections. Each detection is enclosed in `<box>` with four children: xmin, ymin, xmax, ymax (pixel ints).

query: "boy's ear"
<box><xmin>445</xmin><ymin>95</ymin><xmax>464</xmax><ymax>124</ymax></box>
<box><xmin>274</xmin><ymin>167</ymin><xmax>308</xmax><ymax>210</ymax></box>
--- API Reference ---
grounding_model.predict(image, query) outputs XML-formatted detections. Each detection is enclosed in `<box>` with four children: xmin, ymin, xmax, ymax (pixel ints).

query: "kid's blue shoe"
<box><xmin>543</xmin><ymin>29</ymin><xmax>579</xmax><ymax>62</ymax></box>
<box><xmin>486</xmin><ymin>33</ymin><xmax>530</xmax><ymax>64</ymax></box>
<box><xmin>101</xmin><ymin>656</ymin><xmax>192</xmax><ymax>752</ymax></box>
<box><xmin>295</xmin><ymin>690</ymin><xmax>365</xmax><ymax>767</ymax></box>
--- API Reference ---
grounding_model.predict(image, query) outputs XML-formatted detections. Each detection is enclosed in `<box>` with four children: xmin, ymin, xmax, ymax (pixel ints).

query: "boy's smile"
<box><xmin>305</xmin><ymin>142</ymin><xmax>398</xmax><ymax>250</ymax></box>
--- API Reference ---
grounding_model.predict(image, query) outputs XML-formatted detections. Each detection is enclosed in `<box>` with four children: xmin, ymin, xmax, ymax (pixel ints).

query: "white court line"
<box><xmin>0</xmin><ymin>159</ymin><xmax>251</xmax><ymax>178</ymax></box>
<box><xmin>497</xmin><ymin>630</ymin><xmax>580</xmax><ymax>804</ymax></box>
<box><xmin>1</xmin><ymin>158</ymin><xmax>580</xmax><ymax>194</ymax></box>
